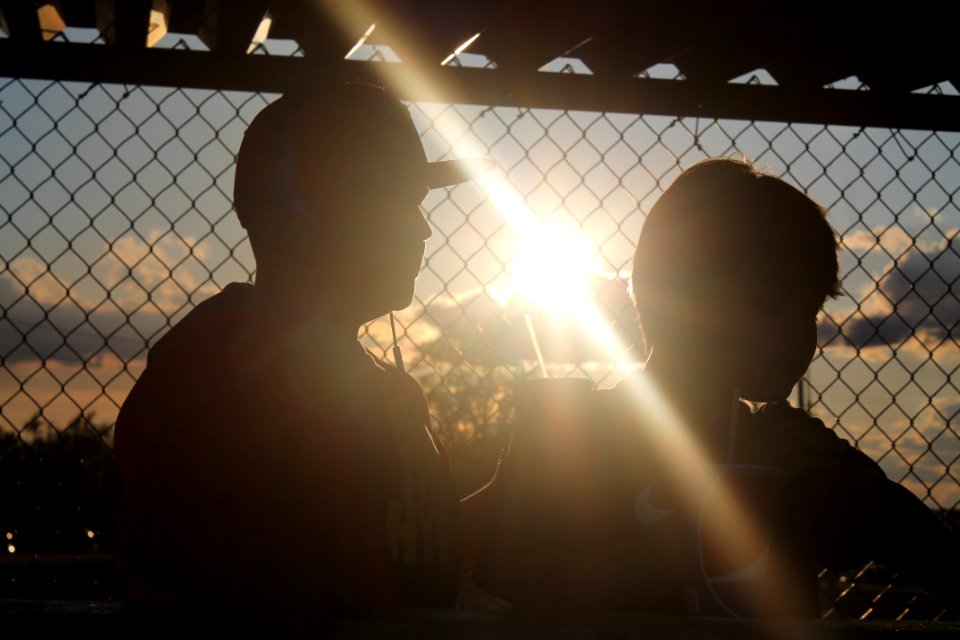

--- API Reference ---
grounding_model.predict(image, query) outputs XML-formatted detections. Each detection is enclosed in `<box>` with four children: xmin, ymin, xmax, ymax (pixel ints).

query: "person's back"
<box><xmin>115</xmin><ymin>82</ymin><xmax>491</xmax><ymax>610</ymax></box>
<box><xmin>116</xmin><ymin>284</ymin><xmax>462</xmax><ymax>608</ymax></box>
<box><xmin>472</xmin><ymin>382</ymin><xmax>689</xmax><ymax>613</ymax></box>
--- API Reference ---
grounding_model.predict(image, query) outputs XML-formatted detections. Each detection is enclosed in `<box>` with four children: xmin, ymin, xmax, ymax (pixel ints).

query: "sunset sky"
<box><xmin>1</xmin><ymin>29</ymin><xmax>958</xmax><ymax>508</ymax></box>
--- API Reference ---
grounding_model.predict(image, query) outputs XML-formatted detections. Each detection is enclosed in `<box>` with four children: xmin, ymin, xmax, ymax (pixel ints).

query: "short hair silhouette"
<box><xmin>632</xmin><ymin>158</ymin><xmax>840</xmax><ymax>354</ymax></box>
<box><xmin>620</xmin><ymin>157</ymin><xmax>960</xmax><ymax>615</ymax></box>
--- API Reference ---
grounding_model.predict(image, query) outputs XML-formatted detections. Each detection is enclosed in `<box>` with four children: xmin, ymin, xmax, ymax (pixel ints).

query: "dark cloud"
<box><xmin>3</xmin><ymin>270</ymin><xmax>641</xmax><ymax>369</ymax></box>
<box><xmin>11</xmin><ymin>234</ymin><xmax>956</xmax><ymax>371</ymax></box>
<box><xmin>0</xmin><ymin>275</ymin><xmax>165</xmax><ymax>364</ymax></box>
<box><xmin>821</xmin><ymin>237</ymin><xmax>960</xmax><ymax>348</ymax></box>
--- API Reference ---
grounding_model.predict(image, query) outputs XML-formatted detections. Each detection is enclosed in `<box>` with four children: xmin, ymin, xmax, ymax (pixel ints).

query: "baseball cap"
<box><xmin>234</xmin><ymin>81</ymin><xmax>494</xmax><ymax>230</ymax></box>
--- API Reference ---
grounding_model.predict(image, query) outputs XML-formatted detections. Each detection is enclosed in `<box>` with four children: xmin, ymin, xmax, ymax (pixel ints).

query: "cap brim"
<box><xmin>425</xmin><ymin>158</ymin><xmax>495</xmax><ymax>189</ymax></box>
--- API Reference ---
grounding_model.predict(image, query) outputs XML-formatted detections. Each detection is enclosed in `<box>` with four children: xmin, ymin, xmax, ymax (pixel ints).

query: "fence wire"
<box><xmin>1</xmin><ymin>34</ymin><xmax>958</xmax><ymax>618</ymax></box>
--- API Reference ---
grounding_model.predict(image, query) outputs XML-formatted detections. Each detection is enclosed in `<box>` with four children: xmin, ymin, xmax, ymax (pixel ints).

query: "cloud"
<box><xmin>414</xmin><ymin>276</ymin><xmax>642</xmax><ymax>366</ymax></box>
<box><xmin>0</xmin><ymin>272</ymin><xmax>164</xmax><ymax>364</ymax></box>
<box><xmin>842</xmin><ymin>226</ymin><xmax>913</xmax><ymax>256</ymax></box>
<box><xmin>92</xmin><ymin>231</ymin><xmax>218</xmax><ymax>315</ymax></box>
<box><xmin>0</xmin><ymin>230</ymin><xmax>222</xmax><ymax>365</ymax></box>
<box><xmin>820</xmin><ymin>235</ymin><xmax>960</xmax><ymax>349</ymax></box>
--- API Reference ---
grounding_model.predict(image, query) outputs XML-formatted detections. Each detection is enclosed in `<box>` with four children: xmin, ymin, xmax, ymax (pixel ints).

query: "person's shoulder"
<box><xmin>354</xmin><ymin>348</ymin><xmax>437</xmax><ymax>431</ymax></box>
<box><xmin>355</xmin><ymin>343</ymin><xmax>407</xmax><ymax>377</ymax></box>
<box><xmin>118</xmin><ymin>283</ymin><xmax>267</xmax><ymax>431</ymax></box>
<box><xmin>744</xmin><ymin>401</ymin><xmax>821</xmax><ymax>429</ymax></box>
<box><xmin>741</xmin><ymin>402</ymin><xmax>841</xmax><ymax>450</ymax></box>
<box><xmin>359</xmin><ymin>346</ymin><xmax>426</xmax><ymax>395</ymax></box>
<box><xmin>738</xmin><ymin>402</ymin><xmax>883</xmax><ymax>475</ymax></box>
<box><xmin>148</xmin><ymin>283</ymin><xmax>261</xmax><ymax>363</ymax></box>
<box><xmin>611</xmin><ymin>370</ymin><xmax>655</xmax><ymax>401</ymax></box>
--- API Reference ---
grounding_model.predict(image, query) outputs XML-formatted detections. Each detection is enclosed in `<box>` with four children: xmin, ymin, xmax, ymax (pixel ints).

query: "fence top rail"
<box><xmin>0</xmin><ymin>0</ymin><xmax>958</xmax><ymax>130</ymax></box>
<box><xmin>1</xmin><ymin>40</ymin><xmax>958</xmax><ymax>132</ymax></box>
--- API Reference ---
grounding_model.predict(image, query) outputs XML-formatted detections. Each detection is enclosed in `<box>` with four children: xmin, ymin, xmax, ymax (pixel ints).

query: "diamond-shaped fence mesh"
<box><xmin>1</xmin><ymin>34</ymin><xmax>958</xmax><ymax>618</ymax></box>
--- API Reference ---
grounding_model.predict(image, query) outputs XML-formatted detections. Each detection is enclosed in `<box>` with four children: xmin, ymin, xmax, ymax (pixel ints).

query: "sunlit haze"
<box><xmin>332</xmin><ymin>17</ymin><xmax>802</xmax><ymax>617</ymax></box>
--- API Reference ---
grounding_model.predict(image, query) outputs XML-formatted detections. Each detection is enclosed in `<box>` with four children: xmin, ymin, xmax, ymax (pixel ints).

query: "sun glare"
<box><xmin>326</xmin><ymin>7</ymin><xmax>798</xmax><ymax>619</ymax></box>
<box><xmin>507</xmin><ymin>219</ymin><xmax>600</xmax><ymax>319</ymax></box>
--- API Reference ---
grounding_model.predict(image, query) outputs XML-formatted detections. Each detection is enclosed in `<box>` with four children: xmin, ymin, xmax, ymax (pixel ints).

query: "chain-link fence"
<box><xmin>1</xmin><ymin>32</ymin><xmax>958</xmax><ymax>618</ymax></box>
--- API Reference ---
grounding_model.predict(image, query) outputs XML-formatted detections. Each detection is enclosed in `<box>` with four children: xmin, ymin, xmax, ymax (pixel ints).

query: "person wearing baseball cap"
<box><xmin>115</xmin><ymin>82</ymin><xmax>494</xmax><ymax>613</ymax></box>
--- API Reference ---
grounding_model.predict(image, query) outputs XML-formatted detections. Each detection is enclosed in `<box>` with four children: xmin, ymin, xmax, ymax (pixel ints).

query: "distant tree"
<box><xmin>418</xmin><ymin>363</ymin><xmax>515</xmax><ymax>497</ymax></box>
<box><xmin>0</xmin><ymin>412</ymin><xmax>119</xmax><ymax>555</ymax></box>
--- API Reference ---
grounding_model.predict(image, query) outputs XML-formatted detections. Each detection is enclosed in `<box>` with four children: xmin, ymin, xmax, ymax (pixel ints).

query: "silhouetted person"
<box><xmin>474</xmin><ymin>158</ymin><xmax>960</xmax><ymax>618</ymax></box>
<box><xmin>622</xmin><ymin>157</ymin><xmax>960</xmax><ymax>615</ymax></box>
<box><xmin>114</xmin><ymin>82</ymin><xmax>492</xmax><ymax>612</ymax></box>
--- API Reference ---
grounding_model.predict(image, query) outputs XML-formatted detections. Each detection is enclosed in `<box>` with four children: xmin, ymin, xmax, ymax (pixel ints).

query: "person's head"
<box><xmin>631</xmin><ymin>158</ymin><xmax>841</xmax><ymax>401</ymax></box>
<box><xmin>234</xmin><ymin>81</ymin><xmax>490</xmax><ymax>326</ymax></box>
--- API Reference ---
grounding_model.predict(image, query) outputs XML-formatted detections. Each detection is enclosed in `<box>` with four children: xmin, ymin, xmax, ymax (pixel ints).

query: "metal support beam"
<box><xmin>197</xmin><ymin>0</ymin><xmax>270</xmax><ymax>54</ymax></box>
<box><xmin>0</xmin><ymin>0</ymin><xmax>43</xmax><ymax>42</ymax></box>
<box><xmin>116</xmin><ymin>0</ymin><xmax>154</xmax><ymax>49</ymax></box>
<box><xmin>0</xmin><ymin>40</ymin><xmax>957</xmax><ymax>132</ymax></box>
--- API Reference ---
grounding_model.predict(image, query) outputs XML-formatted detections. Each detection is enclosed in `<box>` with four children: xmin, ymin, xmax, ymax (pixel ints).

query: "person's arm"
<box><xmin>753</xmin><ymin>408</ymin><xmax>960</xmax><ymax>608</ymax></box>
<box><xmin>865</xmin><ymin>480</ymin><xmax>960</xmax><ymax>606</ymax></box>
<box><xmin>459</xmin><ymin>466</ymin><xmax>499</xmax><ymax>579</ymax></box>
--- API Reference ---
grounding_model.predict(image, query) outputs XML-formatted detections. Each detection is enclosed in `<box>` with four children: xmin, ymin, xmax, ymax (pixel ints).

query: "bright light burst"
<box><xmin>507</xmin><ymin>219</ymin><xmax>600</xmax><ymax>319</ymax></box>
<box><xmin>321</xmin><ymin>7</ymin><xmax>801</xmax><ymax>619</ymax></box>
<box><xmin>422</xmin><ymin>91</ymin><xmax>797</xmax><ymax>623</ymax></box>
<box><xmin>470</xmin><ymin>172</ymin><xmax>633</xmax><ymax>366</ymax></box>
<box><xmin>441</xmin><ymin>32</ymin><xmax>482</xmax><ymax>66</ymax></box>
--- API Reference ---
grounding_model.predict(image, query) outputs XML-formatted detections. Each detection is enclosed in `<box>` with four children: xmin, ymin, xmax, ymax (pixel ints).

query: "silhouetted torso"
<box><xmin>475</xmin><ymin>372</ymin><xmax>959</xmax><ymax>616</ymax></box>
<box><xmin>611</xmin><ymin>372</ymin><xmax>959</xmax><ymax>615</ymax></box>
<box><xmin>474</xmin><ymin>385</ymin><xmax>688</xmax><ymax>613</ymax></box>
<box><xmin>115</xmin><ymin>283</ymin><xmax>460</xmax><ymax>608</ymax></box>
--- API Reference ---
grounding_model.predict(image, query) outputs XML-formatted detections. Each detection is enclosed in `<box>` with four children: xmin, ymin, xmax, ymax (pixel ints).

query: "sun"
<box><xmin>507</xmin><ymin>219</ymin><xmax>602</xmax><ymax>320</ymax></box>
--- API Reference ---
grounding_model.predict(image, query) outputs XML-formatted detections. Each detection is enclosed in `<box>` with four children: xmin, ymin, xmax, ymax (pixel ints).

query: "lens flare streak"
<box><xmin>320</xmin><ymin>5</ymin><xmax>801</xmax><ymax>619</ymax></box>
